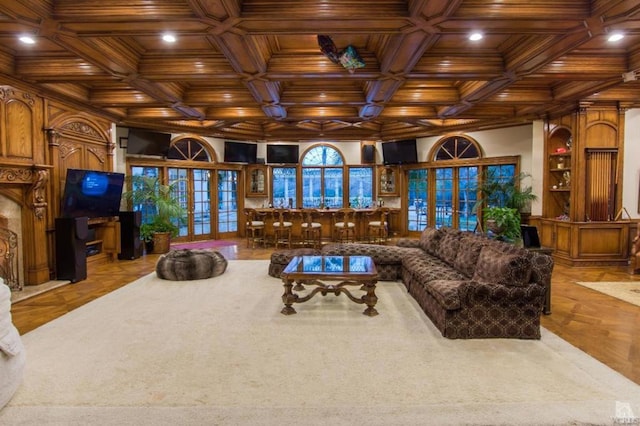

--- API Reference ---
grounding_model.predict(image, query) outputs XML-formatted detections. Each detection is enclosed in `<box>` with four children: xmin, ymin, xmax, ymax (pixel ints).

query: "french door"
<box><xmin>406</xmin><ymin>166</ymin><xmax>479</xmax><ymax>232</ymax></box>
<box><xmin>168</xmin><ymin>167</ymin><xmax>214</xmax><ymax>242</ymax></box>
<box><xmin>217</xmin><ymin>170</ymin><xmax>239</xmax><ymax>237</ymax></box>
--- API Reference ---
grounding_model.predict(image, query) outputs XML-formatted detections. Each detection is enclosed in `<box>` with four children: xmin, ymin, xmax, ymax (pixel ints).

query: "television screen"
<box><xmin>266</xmin><ymin>144</ymin><xmax>299</xmax><ymax>164</ymax></box>
<box><xmin>61</xmin><ymin>169</ymin><xmax>125</xmax><ymax>219</ymax></box>
<box><xmin>224</xmin><ymin>141</ymin><xmax>258</xmax><ymax>163</ymax></box>
<box><xmin>126</xmin><ymin>128</ymin><xmax>172</xmax><ymax>157</ymax></box>
<box><xmin>382</xmin><ymin>139</ymin><xmax>418</xmax><ymax>165</ymax></box>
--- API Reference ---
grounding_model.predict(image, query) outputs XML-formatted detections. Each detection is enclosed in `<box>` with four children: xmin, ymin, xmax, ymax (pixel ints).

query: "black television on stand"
<box><xmin>126</xmin><ymin>128</ymin><xmax>172</xmax><ymax>157</ymax></box>
<box><xmin>224</xmin><ymin>141</ymin><xmax>258</xmax><ymax>163</ymax></box>
<box><xmin>382</xmin><ymin>139</ymin><xmax>418</xmax><ymax>165</ymax></box>
<box><xmin>266</xmin><ymin>144</ymin><xmax>299</xmax><ymax>164</ymax></box>
<box><xmin>60</xmin><ymin>169</ymin><xmax>125</xmax><ymax>219</ymax></box>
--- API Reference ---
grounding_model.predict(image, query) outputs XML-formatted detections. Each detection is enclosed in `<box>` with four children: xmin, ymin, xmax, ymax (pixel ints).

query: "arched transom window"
<box><xmin>302</xmin><ymin>145</ymin><xmax>344</xmax><ymax>166</ymax></box>
<box><xmin>167</xmin><ymin>138</ymin><xmax>213</xmax><ymax>161</ymax></box>
<box><xmin>433</xmin><ymin>136</ymin><xmax>481</xmax><ymax>161</ymax></box>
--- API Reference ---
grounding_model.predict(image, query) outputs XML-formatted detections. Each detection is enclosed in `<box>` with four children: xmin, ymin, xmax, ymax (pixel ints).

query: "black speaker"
<box><xmin>520</xmin><ymin>225</ymin><xmax>541</xmax><ymax>248</ymax></box>
<box><xmin>55</xmin><ymin>217</ymin><xmax>89</xmax><ymax>283</ymax></box>
<box><xmin>118</xmin><ymin>211</ymin><xmax>143</xmax><ymax>260</ymax></box>
<box><xmin>362</xmin><ymin>144</ymin><xmax>375</xmax><ymax>164</ymax></box>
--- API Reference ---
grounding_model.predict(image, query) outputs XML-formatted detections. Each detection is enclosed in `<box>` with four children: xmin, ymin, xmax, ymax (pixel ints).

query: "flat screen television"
<box><xmin>224</xmin><ymin>141</ymin><xmax>258</xmax><ymax>163</ymax></box>
<box><xmin>126</xmin><ymin>128</ymin><xmax>172</xmax><ymax>157</ymax></box>
<box><xmin>382</xmin><ymin>139</ymin><xmax>418</xmax><ymax>165</ymax></box>
<box><xmin>266</xmin><ymin>144</ymin><xmax>299</xmax><ymax>164</ymax></box>
<box><xmin>60</xmin><ymin>169</ymin><xmax>125</xmax><ymax>219</ymax></box>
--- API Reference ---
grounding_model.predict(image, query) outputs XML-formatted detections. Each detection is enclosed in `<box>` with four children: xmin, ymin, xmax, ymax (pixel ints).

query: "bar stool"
<box><xmin>333</xmin><ymin>207</ymin><xmax>356</xmax><ymax>243</ymax></box>
<box><xmin>272</xmin><ymin>208</ymin><xmax>293</xmax><ymax>249</ymax></box>
<box><xmin>300</xmin><ymin>208</ymin><xmax>322</xmax><ymax>249</ymax></box>
<box><xmin>243</xmin><ymin>208</ymin><xmax>266</xmax><ymax>248</ymax></box>
<box><xmin>366</xmin><ymin>207</ymin><xmax>391</xmax><ymax>244</ymax></box>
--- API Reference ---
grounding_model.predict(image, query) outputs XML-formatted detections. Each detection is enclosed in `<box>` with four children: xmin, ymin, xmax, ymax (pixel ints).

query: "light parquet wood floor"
<box><xmin>10</xmin><ymin>239</ymin><xmax>640</xmax><ymax>385</ymax></box>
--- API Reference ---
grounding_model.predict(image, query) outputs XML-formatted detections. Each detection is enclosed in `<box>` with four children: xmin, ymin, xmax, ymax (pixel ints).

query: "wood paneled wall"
<box><xmin>0</xmin><ymin>84</ymin><xmax>114</xmax><ymax>285</ymax></box>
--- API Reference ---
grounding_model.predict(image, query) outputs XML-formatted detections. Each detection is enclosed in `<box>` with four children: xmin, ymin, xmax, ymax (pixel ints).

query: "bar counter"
<box><xmin>248</xmin><ymin>207</ymin><xmax>400</xmax><ymax>244</ymax></box>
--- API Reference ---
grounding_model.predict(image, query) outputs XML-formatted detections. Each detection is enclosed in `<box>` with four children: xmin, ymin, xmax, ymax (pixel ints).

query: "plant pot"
<box><xmin>152</xmin><ymin>232</ymin><xmax>171</xmax><ymax>254</ymax></box>
<box><xmin>144</xmin><ymin>240</ymin><xmax>154</xmax><ymax>254</ymax></box>
<box><xmin>485</xmin><ymin>219</ymin><xmax>505</xmax><ymax>235</ymax></box>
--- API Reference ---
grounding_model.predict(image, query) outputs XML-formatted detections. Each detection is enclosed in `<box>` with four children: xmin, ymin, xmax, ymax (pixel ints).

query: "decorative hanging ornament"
<box><xmin>338</xmin><ymin>45</ymin><xmax>365</xmax><ymax>74</ymax></box>
<box><xmin>317</xmin><ymin>35</ymin><xmax>340</xmax><ymax>64</ymax></box>
<box><xmin>317</xmin><ymin>36</ymin><xmax>366</xmax><ymax>73</ymax></box>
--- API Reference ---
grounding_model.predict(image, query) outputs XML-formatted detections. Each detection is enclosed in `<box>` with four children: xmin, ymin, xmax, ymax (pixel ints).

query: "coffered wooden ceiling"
<box><xmin>1</xmin><ymin>0</ymin><xmax>640</xmax><ymax>142</ymax></box>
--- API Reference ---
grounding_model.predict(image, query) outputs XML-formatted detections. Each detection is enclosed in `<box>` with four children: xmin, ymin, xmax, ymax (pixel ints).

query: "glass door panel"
<box><xmin>129</xmin><ymin>166</ymin><xmax>160</xmax><ymax>226</ymax></box>
<box><xmin>408</xmin><ymin>169</ymin><xmax>428</xmax><ymax>231</ymax></box>
<box><xmin>218</xmin><ymin>170</ymin><xmax>238</xmax><ymax>234</ymax></box>
<box><xmin>168</xmin><ymin>168</ymin><xmax>189</xmax><ymax>238</ymax></box>
<box><xmin>192</xmin><ymin>169</ymin><xmax>212</xmax><ymax>237</ymax></box>
<box><xmin>435</xmin><ymin>168</ymin><xmax>453</xmax><ymax>228</ymax></box>
<box><xmin>457</xmin><ymin>166</ymin><xmax>478</xmax><ymax>231</ymax></box>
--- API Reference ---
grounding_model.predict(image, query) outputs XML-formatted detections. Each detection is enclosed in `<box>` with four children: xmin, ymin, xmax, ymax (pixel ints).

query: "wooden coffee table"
<box><xmin>280</xmin><ymin>255</ymin><xmax>379</xmax><ymax>316</ymax></box>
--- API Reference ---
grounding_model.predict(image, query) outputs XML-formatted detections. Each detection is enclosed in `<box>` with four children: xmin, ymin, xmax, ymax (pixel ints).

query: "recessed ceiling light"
<box><xmin>469</xmin><ymin>32</ymin><xmax>483</xmax><ymax>41</ymax></box>
<box><xmin>162</xmin><ymin>34</ymin><xmax>176</xmax><ymax>43</ymax></box>
<box><xmin>19</xmin><ymin>35</ymin><xmax>35</xmax><ymax>44</ymax></box>
<box><xmin>608</xmin><ymin>33</ymin><xmax>624</xmax><ymax>42</ymax></box>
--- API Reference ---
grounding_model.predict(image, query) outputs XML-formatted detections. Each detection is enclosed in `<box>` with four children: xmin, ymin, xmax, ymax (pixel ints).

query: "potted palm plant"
<box><xmin>475</xmin><ymin>170</ymin><xmax>538</xmax><ymax>242</ymax></box>
<box><xmin>123</xmin><ymin>176</ymin><xmax>186</xmax><ymax>254</ymax></box>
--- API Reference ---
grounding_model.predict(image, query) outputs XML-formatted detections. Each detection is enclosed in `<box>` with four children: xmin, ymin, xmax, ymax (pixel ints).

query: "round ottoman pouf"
<box><xmin>268</xmin><ymin>248</ymin><xmax>321</xmax><ymax>278</ymax></box>
<box><xmin>156</xmin><ymin>249</ymin><xmax>228</xmax><ymax>281</ymax></box>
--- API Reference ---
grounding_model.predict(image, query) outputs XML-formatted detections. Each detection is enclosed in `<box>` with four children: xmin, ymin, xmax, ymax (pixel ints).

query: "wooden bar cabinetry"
<box><xmin>537</xmin><ymin>219</ymin><xmax>630</xmax><ymax>266</ymax></box>
<box><xmin>537</xmin><ymin>105</ymin><xmax>631</xmax><ymax>266</ymax></box>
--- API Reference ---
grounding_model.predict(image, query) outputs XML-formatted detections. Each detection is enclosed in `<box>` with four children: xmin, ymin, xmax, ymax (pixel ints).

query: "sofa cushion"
<box><xmin>424</xmin><ymin>280</ymin><xmax>470</xmax><ymax>310</ymax></box>
<box><xmin>419</xmin><ymin>227</ymin><xmax>443</xmax><ymax>256</ymax></box>
<box><xmin>436</xmin><ymin>231</ymin><xmax>461</xmax><ymax>266</ymax></box>
<box><xmin>473</xmin><ymin>246</ymin><xmax>532</xmax><ymax>287</ymax></box>
<box><xmin>453</xmin><ymin>234</ymin><xmax>487</xmax><ymax>278</ymax></box>
<box><xmin>403</xmin><ymin>253</ymin><xmax>467</xmax><ymax>284</ymax></box>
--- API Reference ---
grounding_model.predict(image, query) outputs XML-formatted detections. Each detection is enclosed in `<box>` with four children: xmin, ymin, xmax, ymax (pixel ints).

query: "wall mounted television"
<box><xmin>126</xmin><ymin>128</ymin><xmax>172</xmax><ymax>157</ymax></box>
<box><xmin>382</xmin><ymin>139</ymin><xmax>418</xmax><ymax>165</ymax></box>
<box><xmin>60</xmin><ymin>169</ymin><xmax>125</xmax><ymax>219</ymax></box>
<box><xmin>224</xmin><ymin>141</ymin><xmax>258</xmax><ymax>163</ymax></box>
<box><xmin>266</xmin><ymin>144</ymin><xmax>299</xmax><ymax>164</ymax></box>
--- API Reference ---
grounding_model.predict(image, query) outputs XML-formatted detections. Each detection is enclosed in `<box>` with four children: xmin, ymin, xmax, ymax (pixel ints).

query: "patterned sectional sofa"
<box><xmin>269</xmin><ymin>227</ymin><xmax>554</xmax><ymax>339</ymax></box>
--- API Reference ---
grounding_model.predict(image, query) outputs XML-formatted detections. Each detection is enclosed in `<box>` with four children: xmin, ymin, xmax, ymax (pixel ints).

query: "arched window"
<box><xmin>302</xmin><ymin>145</ymin><xmax>344</xmax><ymax>166</ymax></box>
<box><xmin>166</xmin><ymin>138</ymin><xmax>214</xmax><ymax>161</ymax></box>
<box><xmin>433</xmin><ymin>136</ymin><xmax>481</xmax><ymax>161</ymax></box>
<box><xmin>300</xmin><ymin>145</ymin><xmax>345</xmax><ymax>208</ymax></box>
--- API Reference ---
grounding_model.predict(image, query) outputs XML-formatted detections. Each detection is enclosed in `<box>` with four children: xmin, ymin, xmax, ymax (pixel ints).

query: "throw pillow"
<box><xmin>419</xmin><ymin>227</ymin><xmax>443</xmax><ymax>256</ymax></box>
<box><xmin>436</xmin><ymin>232</ymin><xmax>461</xmax><ymax>266</ymax></box>
<box><xmin>453</xmin><ymin>235</ymin><xmax>486</xmax><ymax>278</ymax></box>
<box><xmin>473</xmin><ymin>246</ymin><xmax>532</xmax><ymax>287</ymax></box>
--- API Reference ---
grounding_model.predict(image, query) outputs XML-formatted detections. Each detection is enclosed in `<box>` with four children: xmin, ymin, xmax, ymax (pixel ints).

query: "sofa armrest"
<box><xmin>396</xmin><ymin>238</ymin><xmax>421</xmax><ymax>248</ymax></box>
<box><xmin>459</xmin><ymin>281</ymin><xmax>546</xmax><ymax>306</ymax></box>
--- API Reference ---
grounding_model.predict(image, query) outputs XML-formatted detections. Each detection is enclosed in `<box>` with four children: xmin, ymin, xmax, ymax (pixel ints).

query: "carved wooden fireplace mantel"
<box><xmin>0</xmin><ymin>162</ymin><xmax>53</xmax><ymax>288</ymax></box>
<box><xmin>0</xmin><ymin>163</ymin><xmax>51</xmax><ymax>219</ymax></box>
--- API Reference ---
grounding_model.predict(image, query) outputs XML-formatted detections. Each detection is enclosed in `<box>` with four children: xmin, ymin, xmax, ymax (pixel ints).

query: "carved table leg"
<box><xmin>361</xmin><ymin>280</ymin><xmax>379</xmax><ymax>317</ymax></box>
<box><xmin>281</xmin><ymin>278</ymin><xmax>298</xmax><ymax>315</ymax></box>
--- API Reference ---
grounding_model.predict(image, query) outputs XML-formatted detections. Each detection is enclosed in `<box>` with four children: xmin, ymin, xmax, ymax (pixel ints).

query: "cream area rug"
<box><xmin>576</xmin><ymin>281</ymin><xmax>640</xmax><ymax>307</ymax></box>
<box><xmin>3</xmin><ymin>260</ymin><xmax>640</xmax><ymax>426</ymax></box>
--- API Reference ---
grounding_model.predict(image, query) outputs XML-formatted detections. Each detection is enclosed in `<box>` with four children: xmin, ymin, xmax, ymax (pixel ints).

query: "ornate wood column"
<box><xmin>0</xmin><ymin>164</ymin><xmax>53</xmax><ymax>285</ymax></box>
